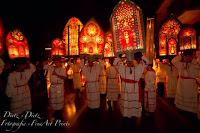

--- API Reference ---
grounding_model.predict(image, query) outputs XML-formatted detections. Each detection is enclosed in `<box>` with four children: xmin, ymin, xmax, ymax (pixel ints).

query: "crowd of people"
<box><xmin>0</xmin><ymin>49</ymin><xmax>200</xmax><ymax>123</ymax></box>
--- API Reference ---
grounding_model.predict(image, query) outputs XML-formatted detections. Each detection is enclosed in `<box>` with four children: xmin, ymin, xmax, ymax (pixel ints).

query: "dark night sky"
<box><xmin>0</xmin><ymin>0</ymin><xmax>159</xmax><ymax>61</ymax></box>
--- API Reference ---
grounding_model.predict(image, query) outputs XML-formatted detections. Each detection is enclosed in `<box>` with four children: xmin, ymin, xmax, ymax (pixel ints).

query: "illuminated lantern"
<box><xmin>51</xmin><ymin>38</ymin><xmax>65</xmax><ymax>56</ymax></box>
<box><xmin>104</xmin><ymin>31</ymin><xmax>114</xmax><ymax>57</ymax></box>
<box><xmin>146</xmin><ymin>18</ymin><xmax>155</xmax><ymax>63</ymax></box>
<box><xmin>179</xmin><ymin>25</ymin><xmax>197</xmax><ymax>50</ymax></box>
<box><xmin>63</xmin><ymin>17</ymin><xmax>83</xmax><ymax>56</ymax></box>
<box><xmin>110</xmin><ymin>0</ymin><xmax>146</xmax><ymax>55</ymax></box>
<box><xmin>79</xmin><ymin>18</ymin><xmax>105</xmax><ymax>57</ymax></box>
<box><xmin>6</xmin><ymin>29</ymin><xmax>29</xmax><ymax>59</ymax></box>
<box><xmin>159</xmin><ymin>17</ymin><xmax>181</xmax><ymax>56</ymax></box>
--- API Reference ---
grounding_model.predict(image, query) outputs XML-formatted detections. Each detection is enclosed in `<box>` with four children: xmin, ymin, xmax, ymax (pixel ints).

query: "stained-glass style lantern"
<box><xmin>51</xmin><ymin>38</ymin><xmax>65</xmax><ymax>56</ymax></box>
<box><xmin>110</xmin><ymin>0</ymin><xmax>146</xmax><ymax>55</ymax></box>
<box><xmin>104</xmin><ymin>31</ymin><xmax>114</xmax><ymax>57</ymax></box>
<box><xmin>6</xmin><ymin>29</ymin><xmax>29</xmax><ymax>59</ymax></box>
<box><xmin>159</xmin><ymin>17</ymin><xmax>181</xmax><ymax>56</ymax></box>
<box><xmin>179</xmin><ymin>25</ymin><xmax>197</xmax><ymax>50</ymax></box>
<box><xmin>79</xmin><ymin>18</ymin><xmax>105</xmax><ymax>56</ymax></box>
<box><xmin>63</xmin><ymin>17</ymin><xmax>83</xmax><ymax>56</ymax></box>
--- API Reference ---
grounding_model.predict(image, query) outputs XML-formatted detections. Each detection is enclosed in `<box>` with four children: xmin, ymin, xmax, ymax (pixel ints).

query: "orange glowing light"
<box><xmin>6</xmin><ymin>29</ymin><xmax>29</xmax><ymax>59</ymax></box>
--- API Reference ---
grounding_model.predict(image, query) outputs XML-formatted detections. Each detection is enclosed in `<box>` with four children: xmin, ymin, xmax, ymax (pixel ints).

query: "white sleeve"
<box><xmin>113</xmin><ymin>57</ymin><xmax>124</xmax><ymax>76</ymax></box>
<box><xmin>43</xmin><ymin>64</ymin><xmax>50</xmax><ymax>70</ymax></box>
<box><xmin>6</xmin><ymin>73</ymin><xmax>14</xmax><ymax>98</ymax></box>
<box><xmin>171</xmin><ymin>55</ymin><xmax>183</xmax><ymax>70</ymax></box>
<box><xmin>25</xmin><ymin>63</ymin><xmax>36</xmax><ymax>80</ymax></box>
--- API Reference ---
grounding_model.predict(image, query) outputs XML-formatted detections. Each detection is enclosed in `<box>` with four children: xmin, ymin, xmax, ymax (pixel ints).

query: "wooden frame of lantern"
<box><xmin>179</xmin><ymin>25</ymin><xmax>197</xmax><ymax>51</ymax></box>
<box><xmin>104</xmin><ymin>30</ymin><xmax>115</xmax><ymax>57</ymax></box>
<box><xmin>6</xmin><ymin>29</ymin><xmax>30</xmax><ymax>59</ymax></box>
<box><xmin>158</xmin><ymin>16</ymin><xmax>182</xmax><ymax>59</ymax></box>
<box><xmin>110</xmin><ymin>0</ymin><xmax>146</xmax><ymax>57</ymax></box>
<box><xmin>51</xmin><ymin>38</ymin><xmax>65</xmax><ymax>57</ymax></box>
<box><xmin>79</xmin><ymin>18</ymin><xmax>105</xmax><ymax>59</ymax></box>
<box><xmin>63</xmin><ymin>17</ymin><xmax>83</xmax><ymax>56</ymax></box>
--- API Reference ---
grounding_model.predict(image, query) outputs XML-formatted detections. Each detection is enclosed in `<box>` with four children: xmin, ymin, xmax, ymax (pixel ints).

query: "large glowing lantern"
<box><xmin>104</xmin><ymin>31</ymin><xmax>114</xmax><ymax>57</ymax></box>
<box><xmin>79</xmin><ymin>18</ymin><xmax>105</xmax><ymax>57</ymax></box>
<box><xmin>159</xmin><ymin>17</ymin><xmax>181</xmax><ymax>56</ymax></box>
<box><xmin>63</xmin><ymin>17</ymin><xmax>83</xmax><ymax>56</ymax></box>
<box><xmin>179</xmin><ymin>25</ymin><xmax>197</xmax><ymax>50</ymax></box>
<box><xmin>6</xmin><ymin>29</ymin><xmax>29</xmax><ymax>59</ymax></box>
<box><xmin>110</xmin><ymin>0</ymin><xmax>146</xmax><ymax>55</ymax></box>
<box><xmin>51</xmin><ymin>38</ymin><xmax>65</xmax><ymax>56</ymax></box>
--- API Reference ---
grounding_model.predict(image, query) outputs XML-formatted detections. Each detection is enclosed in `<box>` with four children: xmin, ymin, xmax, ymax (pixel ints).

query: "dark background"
<box><xmin>0</xmin><ymin>0</ymin><xmax>161</xmax><ymax>61</ymax></box>
<box><xmin>0</xmin><ymin>0</ymin><xmax>199</xmax><ymax>61</ymax></box>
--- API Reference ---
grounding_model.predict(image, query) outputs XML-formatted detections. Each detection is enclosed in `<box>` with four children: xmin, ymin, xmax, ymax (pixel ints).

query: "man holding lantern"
<box><xmin>113</xmin><ymin>51</ymin><xmax>149</xmax><ymax>118</ymax></box>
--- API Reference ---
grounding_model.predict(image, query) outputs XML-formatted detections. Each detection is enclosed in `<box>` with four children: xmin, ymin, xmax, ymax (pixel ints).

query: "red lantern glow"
<box><xmin>51</xmin><ymin>38</ymin><xmax>65</xmax><ymax>56</ymax></box>
<box><xmin>79</xmin><ymin>18</ymin><xmax>105</xmax><ymax>56</ymax></box>
<box><xmin>6</xmin><ymin>29</ymin><xmax>29</xmax><ymax>59</ymax></box>
<box><xmin>159</xmin><ymin>17</ymin><xmax>181</xmax><ymax>56</ymax></box>
<box><xmin>179</xmin><ymin>25</ymin><xmax>197</xmax><ymax>50</ymax></box>
<box><xmin>104</xmin><ymin>31</ymin><xmax>114</xmax><ymax>57</ymax></box>
<box><xmin>168</xmin><ymin>38</ymin><xmax>177</xmax><ymax>55</ymax></box>
<box><xmin>63</xmin><ymin>17</ymin><xmax>83</xmax><ymax>56</ymax></box>
<box><xmin>110</xmin><ymin>0</ymin><xmax>145</xmax><ymax>54</ymax></box>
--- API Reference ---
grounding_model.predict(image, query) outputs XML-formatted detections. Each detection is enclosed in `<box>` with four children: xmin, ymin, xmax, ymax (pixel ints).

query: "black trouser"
<box><xmin>157</xmin><ymin>82</ymin><xmax>165</xmax><ymax>97</ymax></box>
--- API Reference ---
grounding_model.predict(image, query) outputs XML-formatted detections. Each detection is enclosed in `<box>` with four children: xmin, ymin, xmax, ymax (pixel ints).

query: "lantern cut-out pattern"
<box><xmin>110</xmin><ymin>0</ymin><xmax>145</xmax><ymax>54</ymax></box>
<box><xmin>104</xmin><ymin>31</ymin><xmax>114</xmax><ymax>57</ymax></box>
<box><xmin>79</xmin><ymin>18</ymin><xmax>105</xmax><ymax>55</ymax></box>
<box><xmin>51</xmin><ymin>38</ymin><xmax>65</xmax><ymax>56</ymax></box>
<box><xmin>63</xmin><ymin>17</ymin><xmax>83</xmax><ymax>56</ymax></box>
<box><xmin>159</xmin><ymin>17</ymin><xmax>181</xmax><ymax>56</ymax></box>
<box><xmin>179</xmin><ymin>25</ymin><xmax>197</xmax><ymax>50</ymax></box>
<box><xmin>6</xmin><ymin>29</ymin><xmax>29</xmax><ymax>59</ymax></box>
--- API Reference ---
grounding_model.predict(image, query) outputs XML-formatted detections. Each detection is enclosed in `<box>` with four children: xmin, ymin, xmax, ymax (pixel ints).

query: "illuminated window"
<box><xmin>79</xmin><ymin>18</ymin><xmax>105</xmax><ymax>55</ymax></box>
<box><xmin>104</xmin><ymin>31</ymin><xmax>114</xmax><ymax>57</ymax></box>
<box><xmin>110</xmin><ymin>0</ymin><xmax>145</xmax><ymax>53</ymax></box>
<box><xmin>63</xmin><ymin>17</ymin><xmax>83</xmax><ymax>56</ymax></box>
<box><xmin>179</xmin><ymin>25</ymin><xmax>197</xmax><ymax>50</ymax></box>
<box><xmin>6</xmin><ymin>29</ymin><xmax>29</xmax><ymax>59</ymax></box>
<box><xmin>159</xmin><ymin>17</ymin><xmax>181</xmax><ymax>56</ymax></box>
<box><xmin>168</xmin><ymin>37</ymin><xmax>177</xmax><ymax>55</ymax></box>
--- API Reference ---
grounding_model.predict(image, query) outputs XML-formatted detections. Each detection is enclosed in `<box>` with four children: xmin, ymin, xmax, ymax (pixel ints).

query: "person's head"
<box><xmin>183</xmin><ymin>50</ymin><xmax>193</xmax><ymax>63</ymax></box>
<box><xmin>146</xmin><ymin>64</ymin><xmax>153</xmax><ymax>71</ymax></box>
<box><xmin>126</xmin><ymin>61</ymin><xmax>134</xmax><ymax>67</ymax></box>
<box><xmin>73</xmin><ymin>57</ymin><xmax>77</xmax><ymax>64</ymax></box>
<box><xmin>134</xmin><ymin>52</ymin><xmax>143</xmax><ymax>64</ymax></box>
<box><xmin>53</xmin><ymin>56</ymin><xmax>62</xmax><ymax>67</ymax></box>
<box><xmin>88</xmin><ymin>55</ymin><xmax>94</xmax><ymax>67</ymax></box>
<box><xmin>14</xmin><ymin>57</ymin><xmax>28</xmax><ymax>71</ymax></box>
<box><xmin>60</xmin><ymin>56</ymin><xmax>65</xmax><ymax>63</ymax></box>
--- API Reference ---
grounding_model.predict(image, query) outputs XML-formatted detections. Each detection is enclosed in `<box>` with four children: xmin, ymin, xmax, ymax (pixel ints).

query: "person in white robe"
<box><xmin>144</xmin><ymin>64</ymin><xmax>156</xmax><ymax>114</ymax></box>
<box><xmin>99</xmin><ymin>65</ymin><xmax>107</xmax><ymax>94</ymax></box>
<box><xmin>79</xmin><ymin>55</ymin><xmax>104</xmax><ymax>110</ymax></box>
<box><xmin>6</xmin><ymin>57</ymin><xmax>36</xmax><ymax>115</ymax></box>
<box><xmin>113</xmin><ymin>52</ymin><xmax>149</xmax><ymax>118</ymax></box>
<box><xmin>106</xmin><ymin>58</ymin><xmax>120</xmax><ymax>110</ymax></box>
<box><xmin>43</xmin><ymin>56</ymin><xmax>67</xmax><ymax>118</ymax></box>
<box><xmin>159</xmin><ymin>62</ymin><xmax>178</xmax><ymax>99</ymax></box>
<box><xmin>156</xmin><ymin>63</ymin><xmax>166</xmax><ymax>97</ymax></box>
<box><xmin>68</xmin><ymin>58</ymin><xmax>82</xmax><ymax>91</ymax></box>
<box><xmin>171</xmin><ymin>50</ymin><xmax>200</xmax><ymax>113</ymax></box>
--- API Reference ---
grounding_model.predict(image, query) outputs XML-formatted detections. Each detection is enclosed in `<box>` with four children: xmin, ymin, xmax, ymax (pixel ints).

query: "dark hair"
<box><xmin>183</xmin><ymin>49</ymin><xmax>194</xmax><ymax>56</ymax></box>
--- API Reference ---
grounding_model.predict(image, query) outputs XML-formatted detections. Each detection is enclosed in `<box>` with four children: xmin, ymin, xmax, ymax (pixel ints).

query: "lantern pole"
<box><xmin>68</xmin><ymin>26</ymin><xmax>70</xmax><ymax>58</ymax></box>
<box><xmin>78</xmin><ymin>25</ymin><xmax>80</xmax><ymax>56</ymax></box>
